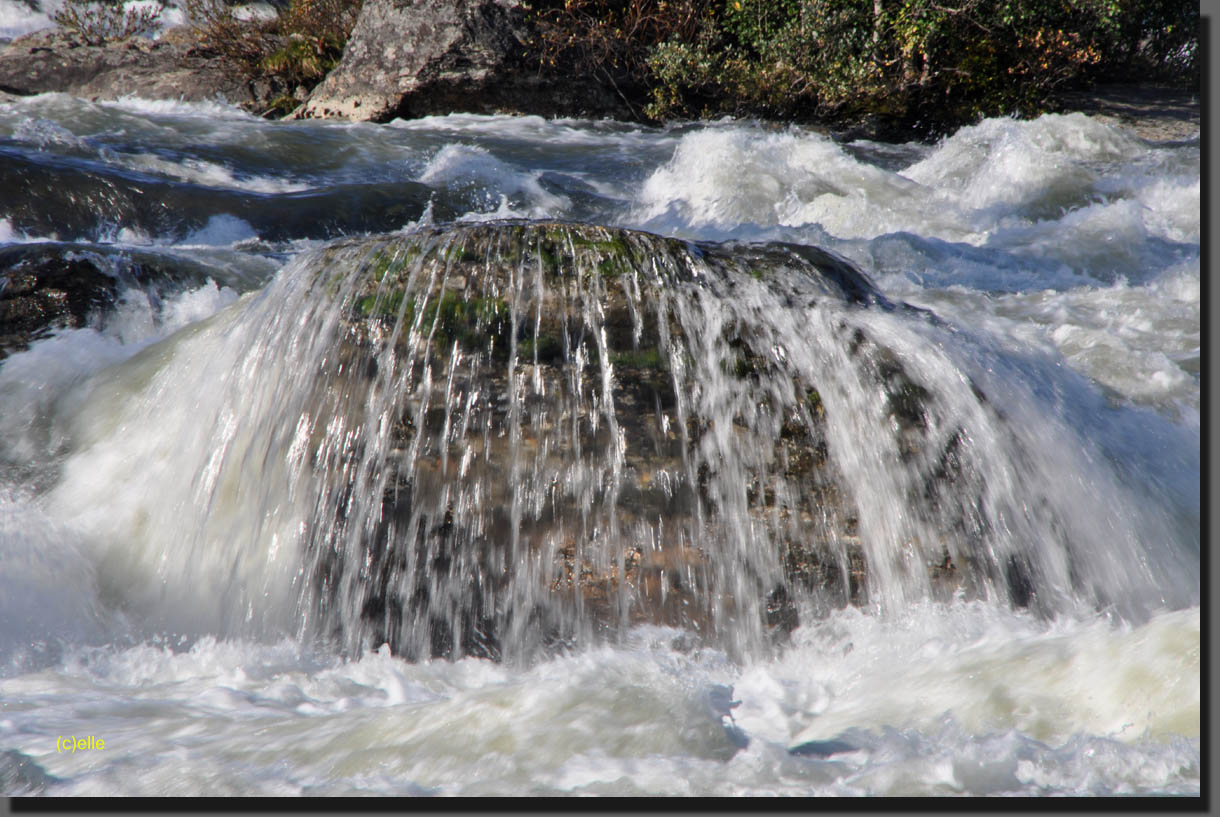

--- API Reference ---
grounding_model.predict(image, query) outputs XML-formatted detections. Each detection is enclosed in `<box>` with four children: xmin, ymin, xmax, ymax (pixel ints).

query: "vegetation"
<box><xmin>184</xmin><ymin>0</ymin><xmax>361</xmax><ymax>111</ymax></box>
<box><xmin>53</xmin><ymin>0</ymin><xmax>164</xmax><ymax>44</ymax></box>
<box><xmin>53</xmin><ymin>0</ymin><xmax>1198</xmax><ymax>131</ymax></box>
<box><xmin>535</xmin><ymin>0</ymin><xmax>1199</xmax><ymax>134</ymax></box>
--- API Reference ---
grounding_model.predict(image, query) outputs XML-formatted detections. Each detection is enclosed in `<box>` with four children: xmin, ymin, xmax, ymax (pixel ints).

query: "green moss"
<box><xmin>596</xmin><ymin>256</ymin><xmax>628</xmax><ymax>279</ymax></box>
<box><xmin>805</xmin><ymin>387</ymin><xmax>823</xmax><ymax>418</ymax></box>
<box><xmin>518</xmin><ymin>332</ymin><xmax>566</xmax><ymax>364</ymax></box>
<box><xmin>569</xmin><ymin>232</ymin><xmax>631</xmax><ymax>255</ymax></box>
<box><xmin>264</xmin><ymin>94</ymin><xmax>300</xmax><ymax>117</ymax></box>
<box><xmin>610</xmin><ymin>348</ymin><xmax>664</xmax><ymax>370</ymax></box>
<box><xmin>528</xmin><ymin>237</ymin><xmax>563</xmax><ymax>277</ymax></box>
<box><xmin>356</xmin><ymin>288</ymin><xmax>510</xmax><ymax>356</ymax></box>
<box><xmin>355</xmin><ymin>288</ymin><xmax>407</xmax><ymax>319</ymax></box>
<box><xmin>441</xmin><ymin>242</ymin><xmax>481</xmax><ymax>264</ymax></box>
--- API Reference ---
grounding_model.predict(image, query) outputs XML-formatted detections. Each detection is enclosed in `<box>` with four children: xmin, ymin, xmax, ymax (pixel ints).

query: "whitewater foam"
<box><xmin>0</xmin><ymin>99</ymin><xmax>1199</xmax><ymax>797</ymax></box>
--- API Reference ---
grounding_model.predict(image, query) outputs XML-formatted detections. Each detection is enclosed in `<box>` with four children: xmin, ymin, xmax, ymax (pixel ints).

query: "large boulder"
<box><xmin>285</xmin><ymin>221</ymin><xmax>974</xmax><ymax>660</ymax></box>
<box><xmin>0</xmin><ymin>28</ymin><xmax>272</xmax><ymax>110</ymax></box>
<box><xmin>299</xmin><ymin>0</ymin><xmax>629</xmax><ymax>122</ymax></box>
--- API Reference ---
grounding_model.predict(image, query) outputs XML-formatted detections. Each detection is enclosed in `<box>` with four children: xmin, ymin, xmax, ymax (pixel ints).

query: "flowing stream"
<box><xmin>0</xmin><ymin>93</ymin><xmax>1200</xmax><ymax>796</ymax></box>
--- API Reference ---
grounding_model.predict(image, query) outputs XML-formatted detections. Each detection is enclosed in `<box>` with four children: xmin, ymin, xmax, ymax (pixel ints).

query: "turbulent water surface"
<box><xmin>0</xmin><ymin>92</ymin><xmax>1200</xmax><ymax>796</ymax></box>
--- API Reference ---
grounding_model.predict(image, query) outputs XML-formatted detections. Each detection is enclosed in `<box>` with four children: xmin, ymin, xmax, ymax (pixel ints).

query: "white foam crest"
<box><xmin>11</xmin><ymin>116</ymin><xmax>96</xmax><ymax>151</ymax></box>
<box><xmin>390</xmin><ymin>112</ymin><xmax>667</xmax><ymax>148</ymax></box>
<box><xmin>418</xmin><ymin>143</ymin><xmax>570</xmax><ymax>216</ymax></box>
<box><xmin>773</xmin><ymin>604</ymin><xmax>1198</xmax><ymax>749</ymax></box>
<box><xmin>119</xmin><ymin>152</ymin><xmax>312</xmax><ymax>193</ymax></box>
<box><xmin>0</xmin><ymin>281</ymin><xmax>241</xmax><ymax>472</ymax></box>
<box><xmin>181</xmin><ymin>213</ymin><xmax>260</xmax><ymax>246</ymax></box>
<box><xmin>985</xmin><ymin>197</ymin><xmax>1157</xmax><ymax>279</ymax></box>
<box><xmin>44</xmin><ymin>302</ymin><xmax>299</xmax><ymax>641</ymax></box>
<box><xmin>1133</xmin><ymin>176</ymin><xmax>1199</xmax><ymax>243</ymax></box>
<box><xmin>39</xmin><ymin>252</ymin><xmax>364</xmax><ymax>643</ymax></box>
<box><xmin>0</xmin><ymin>608</ymin><xmax>1199</xmax><ymax>795</ymax></box>
<box><xmin>453</xmin><ymin>193</ymin><xmax>538</xmax><ymax>223</ymax></box>
<box><xmin>634</xmin><ymin>128</ymin><xmax>961</xmax><ymax>239</ymax></box>
<box><xmin>904</xmin><ymin>113</ymin><xmax>1144</xmax><ymax>208</ymax></box>
<box><xmin>0</xmin><ymin>491</ymin><xmax>108</xmax><ymax>666</ymax></box>
<box><xmin>886</xmin><ymin>266</ymin><xmax>1199</xmax><ymax>416</ymax></box>
<box><xmin>99</xmin><ymin>95</ymin><xmax>256</xmax><ymax>121</ymax></box>
<box><xmin>0</xmin><ymin>217</ymin><xmax>36</xmax><ymax>244</ymax></box>
<box><xmin>629</xmin><ymin>117</ymin><xmax>1168</xmax><ymax>250</ymax></box>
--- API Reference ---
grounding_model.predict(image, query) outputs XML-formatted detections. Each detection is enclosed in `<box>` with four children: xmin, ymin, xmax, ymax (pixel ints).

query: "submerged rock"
<box><xmin>290</xmin><ymin>221</ymin><xmax>979</xmax><ymax>660</ymax></box>
<box><xmin>0</xmin><ymin>749</ymin><xmax>59</xmax><ymax>795</ymax></box>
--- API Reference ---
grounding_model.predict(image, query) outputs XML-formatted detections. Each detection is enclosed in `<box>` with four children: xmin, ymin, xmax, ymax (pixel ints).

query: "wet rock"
<box><xmin>0</xmin><ymin>749</ymin><xmax>59</xmax><ymax>795</ymax></box>
<box><xmin>0</xmin><ymin>142</ymin><xmax>445</xmax><ymax>243</ymax></box>
<box><xmin>294</xmin><ymin>221</ymin><xmax>971</xmax><ymax>659</ymax></box>
<box><xmin>0</xmin><ymin>245</ymin><xmax>118</xmax><ymax>358</ymax></box>
<box><xmin>299</xmin><ymin>0</ymin><xmax>630</xmax><ymax>122</ymax></box>
<box><xmin>0</xmin><ymin>242</ymin><xmax>242</xmax><ymax>360</ymax></box>
<box><xmin>0</xmin><ymin>28</ymin><xmax>270</xmax><ymax>109</ymax></box>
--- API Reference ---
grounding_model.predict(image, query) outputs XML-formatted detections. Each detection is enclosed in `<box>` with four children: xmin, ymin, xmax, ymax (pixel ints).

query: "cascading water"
<box><xmin>40</xmin><ymin>221</ymin><xmax>1196</xmax><ymax>667</ymax></box>
<box><xmin>0</xmin><ymin>95</ymin><xmax>1199</xmax><ymax>795</ymax></box>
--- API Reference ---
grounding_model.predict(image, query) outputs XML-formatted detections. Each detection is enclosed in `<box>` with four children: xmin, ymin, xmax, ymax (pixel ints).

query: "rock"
<box><xmin>0</xmin><ymin>242</ymin><xmax>242</xmax><ymax>359</ymax></box>
<box><xmin>291</xmin><ymin>221</ymin><xmax>968</xmax><ymax>660</ymax></box>
<box><xmin>0</xmin><ymin>750</ymin><xmax>59</xmax><ymax>795</ymax></box>
<box><xmin>299</xmin><ymin>0</ymin><xmax>630</xmax><ymax>122</ymax></box>
<box><xmin>0</xmin><ymin>244</ymin><xmax>119</xmax><ymax>358</ymax></box>
<box><xmin>1053</xmin><ymin>82</ymin><xmax>1201</xmax><ymax>142</ymax></box>
<box><xmin>0</xmin><ymin>27</ymin><xmax>270</xmax><ymax>109</ymax></box>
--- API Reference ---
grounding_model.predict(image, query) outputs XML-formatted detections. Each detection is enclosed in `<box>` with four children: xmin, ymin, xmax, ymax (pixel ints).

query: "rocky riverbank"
<box><xmin>0</xmin><ymin>0</ymin><xmax>1200</xmax><ymax>138</ymax></box>
<box><xmin>0</xmin><ymin>26</ymin><xmax>289</xmax><ymax>113</ymax></box>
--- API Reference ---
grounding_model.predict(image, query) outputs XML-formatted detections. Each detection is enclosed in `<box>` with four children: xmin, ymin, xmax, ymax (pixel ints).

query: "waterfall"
<box><xmin>47</xmin><ymin>221</ymin><xmax>1198</xmax><ymax>662</ymax></box>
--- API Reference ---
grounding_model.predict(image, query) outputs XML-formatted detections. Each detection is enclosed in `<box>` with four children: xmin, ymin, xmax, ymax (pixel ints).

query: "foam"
<box><xmin>418</xmin><ymin>143</ymin><xmax>571</xmax><ymax>217</ymax></box>
<box><xmin>0</xmin><ymin>607</ymin><xmax>1199</xmax><ymax>794</ymax></box>
<box><xmin>0</xmin><ymin>0</ymin><xmax>51</xmax><ymax>40</ymax></box>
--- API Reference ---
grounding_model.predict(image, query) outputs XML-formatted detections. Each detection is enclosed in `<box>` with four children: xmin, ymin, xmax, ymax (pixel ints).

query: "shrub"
<box><xmin>183</xmin><ymin>0</ymin><xmax>278</xmax><ymax>74</ymax></box>
<box><xmin>538</xmin><ymin>0</ymin><xmax>1199</xmax><ymax>133</ymax></box>
<box><xmin>533</xmin><ymin>0</ymin><xmax>711</xmax><ymax>112</ymax></box>
<box><xmin>53</xmin><ymin>0</ymin><xmax>164</xmax><ymax>45</ymax></box>
<box><xmin>184</xmin><ymin>0</ymin><xmax>360</xmax><ymax>99</ymax></box>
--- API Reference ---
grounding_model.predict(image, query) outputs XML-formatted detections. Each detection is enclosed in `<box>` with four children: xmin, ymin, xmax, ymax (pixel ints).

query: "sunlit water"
<box><xmin>0</xmin><ymin>92</ymin><xmax>1200</xmax><ymax>796</ymax></box>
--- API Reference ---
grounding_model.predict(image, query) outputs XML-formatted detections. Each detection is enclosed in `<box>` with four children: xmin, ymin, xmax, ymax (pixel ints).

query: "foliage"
<box><xmin>537</xmin><ymin>0</ymin><xmax>1199</xmax><ymax>133</ymax></box>
<box><xmin>53</xmin><ymin>0</ymin><xmax>164</xmax><ymax>45</ymax></box>
<box><xmin>532</xmin><ymin>0</ymin><xmax>711</xmax><ymax>112</ymax></box>
<box><xmin>184</xmin><ymin>0</ymin><xmax>360</xmax><ymax>100</ymax></box>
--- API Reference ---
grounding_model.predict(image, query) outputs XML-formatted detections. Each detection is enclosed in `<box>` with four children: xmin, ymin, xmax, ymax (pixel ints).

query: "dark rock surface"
<box><xmin>1053</xmin><ymin>83</ymin><xmax>1200</xmax><ymax>142</ymax></box>
<box><xmin>299</xmin><ymin>0</ymin><xmax>631</xmax><ymax>122</ymax></box>
<box><xmin>0</xmin><ymin>28</ymin><xmax>275</xmax><ymax>111</ymax></box>
<box><xmin>0</xmin><ymin>749</ymin><xmax>60</xmax><ymax>796</ymax></box>
<box><xmin>0</xmin><ymin>244</ymin><xmax>119</xmax><ymax>358</ymax></box>
<box><xmin>0</xmin><ymin>242</ymin><xmax>240</xmax><ymax>359</ymax></box>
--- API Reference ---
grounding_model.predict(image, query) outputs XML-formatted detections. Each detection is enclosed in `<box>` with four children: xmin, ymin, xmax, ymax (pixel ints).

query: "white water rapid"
<box><xmin>0</xmin><ymin>93</ymin><xmax>1200</xmax><ymax>796</ymax></box>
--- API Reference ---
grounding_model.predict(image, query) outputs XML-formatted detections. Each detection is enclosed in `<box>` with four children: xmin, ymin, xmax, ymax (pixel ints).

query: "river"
<box><xmin>0</xmin><ymin>92</ymin><xmax>1200</xmax><ymax>796</ymax></box>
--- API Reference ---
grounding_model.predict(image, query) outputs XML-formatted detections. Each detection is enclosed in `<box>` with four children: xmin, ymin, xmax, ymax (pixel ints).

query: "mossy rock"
<box><xmin>300</xmin><ymin>221</ymin><xmax>968</xmax><ymax>660</ymax></box>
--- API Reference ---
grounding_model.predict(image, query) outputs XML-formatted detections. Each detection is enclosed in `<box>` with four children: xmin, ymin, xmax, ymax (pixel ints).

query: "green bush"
<box><xmin>538</xmin><ymin>0</ymin><xmax>1199</xmax><ymax>133</ymax></box>
<box><xmin>53</xmin><ymin>0</ymin><xmax>164</xmax><ymax>45</ymax></box>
